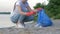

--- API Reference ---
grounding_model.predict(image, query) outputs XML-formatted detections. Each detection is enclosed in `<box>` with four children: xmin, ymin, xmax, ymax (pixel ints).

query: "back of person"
<box><xmin>12</xmin><ymin>0</ymin><xmax>29</xmax><ymax>14</ymax></box>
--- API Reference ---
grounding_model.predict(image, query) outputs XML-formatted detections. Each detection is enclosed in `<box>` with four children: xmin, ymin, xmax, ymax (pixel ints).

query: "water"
<box><xmin>0</xmin><ymin>14</ymin><xmax>15</xmax><ymax>28</ymax></box>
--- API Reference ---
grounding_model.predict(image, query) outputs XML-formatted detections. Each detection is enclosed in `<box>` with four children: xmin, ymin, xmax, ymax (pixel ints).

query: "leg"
<box><xmin>16</xmin><ymin>15</ymin><xmax>26</xmax><ymax>28</ymax></box>
<box><xmin>10</xmin><ymin>13</ymin><xmax>26</xmax><ymax>28</ymax></box>
<box><xmin>16</xmin><ymin>21</ymin><xmax>25</xmax><ymax>28</ymax></box>
<box><xmin>10</xmin><ymin>13</ymin><xmax>20</xmax><ymax>23</ymax></box>
<box><xmin>23</xmin><ymin>15</ymin><xmax>34</xmax><ymax>22</ymax></box>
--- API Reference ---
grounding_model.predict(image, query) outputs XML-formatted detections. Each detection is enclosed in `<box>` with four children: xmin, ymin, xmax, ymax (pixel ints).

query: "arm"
<box><xmin>26</xmin><ymin>5</ymin><xmax>38</xmax><ymax>12</ymax></box>
<box><xmin>17</xmin><ymin>5</ymin><xmax>35</xmax><ymax>16</ymax></box>
<box><xmin>17</xmin><ymin>5</ymin><xmax>26</xmax><ymax>15</ymax></box>
<box><xmin>26</xmin><ymin>6</ymin><xmax>32</xmax><ymax>11</ymax></box>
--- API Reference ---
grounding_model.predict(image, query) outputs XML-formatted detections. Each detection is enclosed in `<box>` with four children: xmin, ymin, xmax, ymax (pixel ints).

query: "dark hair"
<box><xmin>13</xmin><ymin>1</ymin><xmax>17</xmax><ymax>11</ymax></box>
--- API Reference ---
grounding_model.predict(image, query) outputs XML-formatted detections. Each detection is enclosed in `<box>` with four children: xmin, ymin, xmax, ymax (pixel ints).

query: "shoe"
<box><xmin>34</xmin><ymin>24</ymin><xmax>42</xmax><ymax>28</ymax></box>
<box><xmin>38</xmin><ymin>26</ymin><xmax>42</xmax><ymax>28</ymax></box>
<box><xmin>15</xmin><ymin>23</ymin><xmax>25</xmax><ymax>28</ymax></box>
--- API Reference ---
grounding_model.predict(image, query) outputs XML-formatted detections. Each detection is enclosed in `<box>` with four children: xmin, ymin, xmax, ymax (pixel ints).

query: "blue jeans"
<box><xmin>10</xmin><ymin>13</ymin><xmax>34</xmax><ymax>23</ymax></box>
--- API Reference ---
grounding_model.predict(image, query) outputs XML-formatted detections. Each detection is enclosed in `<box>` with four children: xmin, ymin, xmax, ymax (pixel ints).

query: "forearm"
<box><xmin>27</xmin><ymin>6</ymin><xmax>32</xmax><ymax>11</ymax></box>
<box><xmin>19</xmin><ymin>11</ymin><xmax>26</xmax><ymax>15</ymax></box>
<box><xmin>27</xmin><ymin>6</ymin><xmax>39</xmax><ymax>12</ymax></box>
<box><xmin>28</xmin><ymin>8</ymin><xmax>32</xmax><ymax>11</ymax></box>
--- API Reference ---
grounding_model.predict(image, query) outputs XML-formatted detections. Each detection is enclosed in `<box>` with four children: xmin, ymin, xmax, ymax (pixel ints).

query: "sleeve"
<box><xmin>16</xmin><ymin>1</ymin><xmax>21</xmax><ymax>6</ymax></box>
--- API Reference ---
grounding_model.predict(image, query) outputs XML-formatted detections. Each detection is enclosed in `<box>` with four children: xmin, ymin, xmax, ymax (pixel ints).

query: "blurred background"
<box><xmin>0</xmin><ymin>0</ymin><xmax>60</xmax><ymax>28</ymax></box>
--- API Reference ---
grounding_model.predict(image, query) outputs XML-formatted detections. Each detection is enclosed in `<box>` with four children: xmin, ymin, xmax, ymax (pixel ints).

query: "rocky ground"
<box><xmin>0</xmin><ymin>20</ymin><xmax>60</xmax><ymax>34</ymax></box>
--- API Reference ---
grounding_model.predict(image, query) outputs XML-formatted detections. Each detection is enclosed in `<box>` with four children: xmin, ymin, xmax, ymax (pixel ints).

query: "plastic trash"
<box><xmin>37</xmin><ymin>9</ymin><xmax>53</xmax><ymax>27</ymax></box>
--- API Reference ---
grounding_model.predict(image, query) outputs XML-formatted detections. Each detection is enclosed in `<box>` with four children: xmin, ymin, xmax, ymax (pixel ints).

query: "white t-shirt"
<box><xmin>10</xmin><ymin>1</ymin><xmax>29</xmax><ymax>16</ymax></box>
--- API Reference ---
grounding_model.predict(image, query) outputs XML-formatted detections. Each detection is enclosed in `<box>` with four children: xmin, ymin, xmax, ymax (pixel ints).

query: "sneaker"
<box><xmin>38</xmin><ymin>26</ymin><xmax>42</xmax><ymax>28</ymax></box>
<box><xmin>15</xmin><ymin>23</ymin><xmax>25</xmax><ymax>28</ymax></box>
<box><xmin>34</xmin><ymin>24</ymin><xmax>39</xmax><ymax>27</ymax></box>
<box><xmin>34</xmin><ymin>24</ymin><xmax>42</xmax><ymax>28</ymax></box>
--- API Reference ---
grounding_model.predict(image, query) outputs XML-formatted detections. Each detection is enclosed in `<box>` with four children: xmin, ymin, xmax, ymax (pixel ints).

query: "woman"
<box><xmin>10</xmin><ymin>0</ymin><xmax>40</xmax><ymax>28</ymax></box>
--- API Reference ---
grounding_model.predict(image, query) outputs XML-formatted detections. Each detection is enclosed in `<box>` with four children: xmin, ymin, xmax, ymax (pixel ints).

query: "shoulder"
<box><xmin>16</xmin><ymin>1</ymin><xmax>22</xmax><ymax>6</ymax></box>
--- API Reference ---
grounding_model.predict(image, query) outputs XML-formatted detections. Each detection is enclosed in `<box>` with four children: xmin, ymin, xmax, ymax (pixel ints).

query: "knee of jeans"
<box><xmin>26</xmin><ymin>16</ymin><xmax>34</xmax><ymax>22</ymax></box>
<box><xmin>30</xmin><ymin>16</ymin><xmax>34</xmax><ymax>20</ymax></box>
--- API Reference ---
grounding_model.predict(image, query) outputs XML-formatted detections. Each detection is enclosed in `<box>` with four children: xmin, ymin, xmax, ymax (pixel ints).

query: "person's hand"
<box><xmin>33</xmin><ymin>10</ymin><xmax>38</xmax><ymax>12</ymax></box>
<box><xmin>26</xmin><ymin>11</ymin><xmax>36</xmax><ymax>16</ymax></box>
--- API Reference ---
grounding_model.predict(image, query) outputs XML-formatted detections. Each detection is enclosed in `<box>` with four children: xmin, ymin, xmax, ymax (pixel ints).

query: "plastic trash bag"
<box><xmin>37</xmin><ymin>9</ymin><xmax>53</xmax><ymax>27</ymax></box>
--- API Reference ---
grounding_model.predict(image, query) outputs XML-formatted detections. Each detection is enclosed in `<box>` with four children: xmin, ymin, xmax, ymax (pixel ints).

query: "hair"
<box><xmin>13</xmin><ymin>1</ymin><xmax>18</xmax><ymax>11</ymax></box>
<box><xmin>13</xmin><ymin>0</ymin><xmax>22</xmax><ymax>11</ymax></box>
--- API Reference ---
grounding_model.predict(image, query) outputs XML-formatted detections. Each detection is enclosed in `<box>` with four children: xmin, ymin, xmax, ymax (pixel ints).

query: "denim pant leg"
<box><xmin>10</xmin><ymin>14</ymin><xmax>20</xmax><ymax>23</ymax></box>
<box><xmin>11</xmin><ymin>14</ymin><xmax>26</xmax><ymax>24</ymax></box>
<box><xmin>18</xmin><ymin>15</ymin><xmax>26</xmax><ymax>23</ymax></box>
<box><xmin>23</xmin><ymin>15</ymin><xmax>34</xmax><ymax>22</ymax></box>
